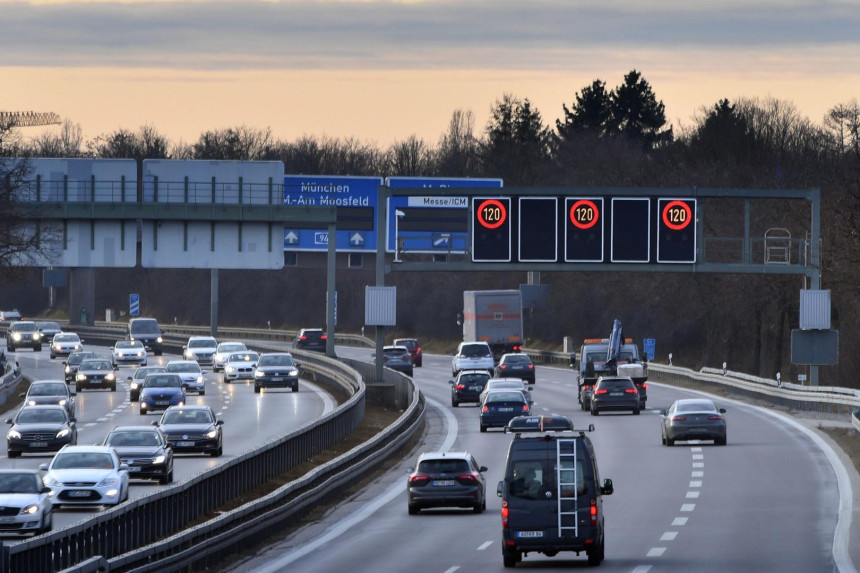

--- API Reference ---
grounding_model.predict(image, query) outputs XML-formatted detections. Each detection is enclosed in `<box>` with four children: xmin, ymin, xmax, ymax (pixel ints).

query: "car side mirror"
<box><xmin>202</xmin><ymin>370</ymin><xmax>209</xmax><ymax>375</ymax></box>
<box><xmin>127</xmin><ymin>376</ymin><xmax>133</xmax><ymax>381</ymax></box>
<box><xmin>371</xmin><ymin>353</ymin><xmax>376</xmax><ymax>358</ymax></box>
<box><xmin>658</xmin><ymin>409</ymin><xmax>667</xmax><ymax>416</ymax></box>
<box><xmin>62</xmin><ymin>361</ymin><xmax>68</xmax><ymax>366</ymax></box>
<box><xmin>69</xmin><ymin>417</ymin><xmax>77</xmax><ymax>423</ymax></box>
<box><xmin>5</xmin><ymin>418</ymin><xmax>12</xmax><ymax>424</ymax></box>
<box><xmin>182</xmin><ymin>346</ymin><xmax>187</xmax><ymax>351</ymax></box>
<box><xmin>216</xmin><ymin>420</ymin><xmax>224</xmax><ymax>426</ymax></box>
<box><xmin>601</xmin><ymin>478</ymin><xmax>614</xmax><ymax>496</ymax></box>
<box><xmin>448</xmin><ymin>380</ymin><xmax>454</xmax><ymax>385</ymax></box>
<box><xmin>41</xmin><ymin>486</ymin><xmax>51</xmax><ymax>494</ymax></box>
<box><xmin>18</xmin><ymin>392</ymin><xmax>25</xmax><ymax>398</ymax></box>
<box><xmin>119</xmin><ymin>463</ymin><xmax>129</xmax><ymax>471</ymax></box>
<box><xmin>719</xmin><ymin>408</ymin><xmax>727</xmax><ymax>414</ymax></box>
<box><xmin>528</xmin><ymin>400</ymin><xmax>534</xmax><ymax>406</ymax></box>
<box><xmin>496</xmin><ymin>480</ymin><xmax>504</xmax><ymax>497</ymax></box>
<box><xmin>479</xmin><ymin>466</ymin><xmax>488</xmax><ymax>473</ymax></box>
<box><xmin>39</xmin><ymin>464</ymin><xmax>48</xmax><ymax>472</ymax></box>
<box><xmin>151</xmin><ymin>421</ymin><xmax>159</xmax><ymax>427</ymax></box>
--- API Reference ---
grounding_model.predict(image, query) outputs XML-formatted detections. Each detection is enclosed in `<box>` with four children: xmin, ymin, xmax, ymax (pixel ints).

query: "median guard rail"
<box><xmin>2</xmin><ymin>326</ymin><xmax>424</xmax><ymax>573</ymax></box>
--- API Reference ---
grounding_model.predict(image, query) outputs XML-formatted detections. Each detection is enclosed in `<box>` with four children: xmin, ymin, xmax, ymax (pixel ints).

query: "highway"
<box><xmin>233</xmin><ymin>347</ymin><xmax>856</xmax><ymax>573</ymax></box>
<box><xmin>0</xmin><ymin>343</ymin><xmax>336</xmax><ymax>537</ymax></box>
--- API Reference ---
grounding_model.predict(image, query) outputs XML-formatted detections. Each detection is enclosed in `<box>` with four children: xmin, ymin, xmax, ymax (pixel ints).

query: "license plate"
<box><xmin>271</xmin><ymin>377</ymin><xmax>283</xmax><ymax>382</ymax></box>
<box><xmin>469</xmin><ymin>386</ymin><xmax>481</xmax><ymax>391</ymax></box>
<box><xmin>90</xmin><ymin>380</ymin><xmax>102</xmax><ymax>384</ymax></box>
<box><xmin>177</xmin><ymin>441</ymin><xmax>195</xmax><ymax>447</ymax></box>
<box><xmin>498</xmin><ymin>407</ymin><xmax>514</xmax><ymax>412</ymax></box>
<box><xmin>155</xmin><ymin>401</ymin><xmax>170</xmax><ymax>406</ymax></box>
<box><xmin>0</xmin><ymin>517</ymin><xmax>16</xmax><ymax>524</ymax></box>
<box><xmin>516</xmin><ymin>531</ymin><xmax>544</xmax><ymax>538</ymax></box>
<box><xmin>68</xmin><ymin>490</ymin><xmax>91</xmax><ymax>498</ymax></box>
<box><xmin>432</xmin><ymin>480</ymin><xmax>456</xmax><ymax>486</ymax></box>
<box><xmin>128</xmin><ymin>467</ymin><xmax>141</xmax><ymax>472</ymax></box>
<box><xmin>610</xmin><ymin>392</ymin><xmax>623</xmax><ymax>396</ymax></box>
<box><xmin>29</xmin><ymin>442</ymin><xmax>48</xmax><ymax>448</ymax></box>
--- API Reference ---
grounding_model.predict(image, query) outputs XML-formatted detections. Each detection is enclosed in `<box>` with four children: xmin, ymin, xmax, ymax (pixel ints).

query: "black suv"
<box><xmin>128</xmin><ymin>318</ymin><xmax>163</xmax><ymax>356</ymax></box>
<box><xmin>294</xmin><ymin>328</ymin><xmax>326</xmax><ymax>353</ymax></box>
<box><xmin>590</xmin><ymin>376</ymin><xmax>640</xmax><ymax>416</ymax></box>
<box><xmin>7</xmin><ymin>321</ymin><xmax>42</xmax><ymax>352</ymax></box>
<box><xmin>497</xmin><ymin>415</ymin><xmax>613</xmax><ymax>567</ymax></box>
<box><xmin>449</xmin><ymin>370</ymin><xmax>491</xmax><ymax>407</ymax></box>
<box><xmin>407</xmin><ymin>451</ymin><xmax>487</xmax><ymax>514</ymax></box>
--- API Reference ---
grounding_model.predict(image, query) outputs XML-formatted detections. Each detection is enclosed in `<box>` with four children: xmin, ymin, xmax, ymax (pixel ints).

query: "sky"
<box><xmin>4</xmin><ymin>0</ymin><xmax>860</xmax><ymax>149</ymax></box>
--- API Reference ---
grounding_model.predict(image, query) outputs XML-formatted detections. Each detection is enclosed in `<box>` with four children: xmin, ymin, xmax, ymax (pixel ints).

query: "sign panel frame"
<box><xmin>518</xmin><ymin>197</ymin><xmax>558</xmax><ymax>263</ymax></box>
<box><xmin>656</xmin><ymin>198</ymin><xmax>697</xmax><ymax>263</ymax></box>
<box><xmin>471</xmin><ymin>196</ymin><xmax>512</xmax><ymax>262</ymax></box>
<box><xmin>564</xmin><ymin>197</ymin><xmax>605</xmax><ymax>263</ymax></box>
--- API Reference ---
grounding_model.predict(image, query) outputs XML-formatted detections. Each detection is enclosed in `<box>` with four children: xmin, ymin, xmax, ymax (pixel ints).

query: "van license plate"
<box><xmin>516</xmin><ymin>531</ymin><xmax>544</xmax><ymax>538</ymax></box>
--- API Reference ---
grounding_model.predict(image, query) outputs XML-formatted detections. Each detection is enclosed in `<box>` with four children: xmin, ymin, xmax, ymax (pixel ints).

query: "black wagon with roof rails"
<box><xmin>497</xmin><ymin>415</ymin><xmax>614</xmax><ymax>567</ymax></box>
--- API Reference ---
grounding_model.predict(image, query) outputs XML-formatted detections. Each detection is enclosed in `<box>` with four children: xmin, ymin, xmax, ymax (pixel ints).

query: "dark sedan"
<box><xmin>75</xmin><ymin>359</ymin><xmax>117</xmax><ymax>392</ymax></box>
<box><xmin>254</xmin><ymin>352</ymin><xmax>301</xmax><ymax>393</ymax></box>
<box><xmin>294</xmin><ymin>328</ymin><xmax>326</xmax><ymax>352</ymax></box>
<box><xmin>407</xmin><ymin>451</ymin><xmax>487</xmax><ymax>514</ymax></box>
<box><xmin>479</xmin><ymin>390</ymin><xmax>531</xmax><ymax>432</ymax></box>
<box><xmin>102</xmin><ymin>426</ymin><xmax>174</xmax><ymax>484</ymax></box>
<box><xmin>495</xmin><ymin>353</ymin><xmax>536</xmax><ymax>384</ymax></box>
<box><xmin>155</xmin><ymin>406</ymin><xmax>223</xmax><ymax>457</ymax></box>
<box><xmin>6</xmin><ymin>405</ymin><xmax>77</xmax><ymax>458</ymax></box>
<box><xmin>20</xmin><ymin>380</ymin><xmax>75</xmax><ymax>418</ymax></box>
<box><xmin>63</xmin><ymin>351</ymin><xmax>97</xmax><ymax>384</ymax></box>
<box><xmin>660</xmin><ymin>399</ymin><xmax>727</xmax><ymax>446</ymax></box>
<box><xmin>449</xmin><ymin>370</ymin><xmax>491</xmax><ymax>407</ymax></box>
<box><xmin>590</xmin><ymin>376</ymin><xmax>640</xmax><ymax>416</ymax></box>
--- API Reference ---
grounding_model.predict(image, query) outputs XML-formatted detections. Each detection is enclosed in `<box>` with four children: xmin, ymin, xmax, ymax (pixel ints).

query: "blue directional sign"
<box><xmin>643</xmin><ymin>338</ymin><xmax>656</xmax><ymax>361</ymax></box>
<box><xmin>386</xmin><ymin>177</ymin><xmax>503</xmax><ymax>253</ymax></box>
<box><xmin>129</xmin><ymin>293</ymin><xmax>140</xmax><ymax>317</ymax></box>
<box><xmin>283</xmin><ymin>175</ymin><xmax>382</xmax><ymax>252</ymax></box>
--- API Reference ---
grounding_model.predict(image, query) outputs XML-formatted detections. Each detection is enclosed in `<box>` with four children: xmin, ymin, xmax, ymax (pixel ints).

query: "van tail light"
<box><xmin>409</xmin><ymin>473</ymin><xmax>429</xmax><ymax>486</ymax></box>
<box><xmin>457</xmin><ymin>472</ymin><xmax>480</xmax><ymax>485</ymax></box>
<box><xmin>707</xmin><ymin>415</ymin><xmax>723</xmax><ymax>421</ymax></box>
<box><xmin>321</xmin><ymin>335</ymin><xmax>328</xmax><ymax>340</ymax></box>
<box><xmin>625</xmin><ymin>388</ymin><xmax>638</xmax><ymax>394</ymax></box>
<box><xmin>501</xmin><ymin>499</ymin><xmax>509</xmax><ymax>528</ymax></box>
<box><xmin>590</xmin><ymin>498</ymin><xmax>598</xmax><ymax>525</ymax></box>
<box><xmin>672</xmin><ymin>416</ymin><xmax>687</xmax><ymax>422</ymax></box>
<box><xmin>641</xmin><ymin>383</ymin><xmax>648</xmax><ymax>389</ymax></box>
<box><xmin>417</xmin><ymin>347</ymin><xmax>422</xmax><ymax>353</ymax></box>
<box><xmin>595</xmin><ymin>389</ymin><xmax>608</xmax><ymax>395</ymax></box>
<box><xmin>513</xmin><ymin>345</ymin><xmax>522</xmax><ymax>352</ymax></box>
<box><xmin>299</xmin><ymin>335</ymin><xmax>307</xmax><ymax>341</ymax></box>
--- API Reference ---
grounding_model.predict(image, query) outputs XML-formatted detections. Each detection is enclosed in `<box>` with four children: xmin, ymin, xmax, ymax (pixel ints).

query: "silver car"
<box><xmin>111</xmin><ymin>340</ymin><xmax>147</xmax><ymax>367</ymax></box>
<box><xmin>223</xmin><ymin>351</ymin><xmax>259</xmax><ymax>383</ymax></box>
<box><xmin>212</xmin><ymin>341</ymin><xmax>248</xmax><ymax>372</ymax></box>
<box><xmin>660</xmin><ymin>399</ymin><xmax>727</xmax><ymax>446</ymax></box>
<box><xmin>49</xmin><ymin>333</ymin><xmax>84</xmax><ymax>359</ymax></box>
<box><xmin>183</xmin><ymin>336</ymin><xmax>218</xmax><ymax>365</ymax></box>
<box><xmin>0</xmin><ymin>470</ymin><xmax>53</xmax><ymax>534</ymax></box>
<box><xmin>165</xmin><ymin>360</ymin><xmax>207</xmax><ymax>395</ymax></box>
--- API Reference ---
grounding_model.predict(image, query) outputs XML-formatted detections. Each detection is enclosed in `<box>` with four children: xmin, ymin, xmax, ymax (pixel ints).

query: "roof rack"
<box><xmin>506</xmin><ymin>415</ymin><xmax>595</xmax><ymax>434</ymax></box>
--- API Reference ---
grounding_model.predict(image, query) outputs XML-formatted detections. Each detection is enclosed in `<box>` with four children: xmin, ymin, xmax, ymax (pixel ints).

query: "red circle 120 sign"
<box><xmin>662</xmin><ymin>200</ymin><xmax>692</xmax><ymax>231</ymax></box>
<box><xmin>476</xmin><ymin>199</ymin><xmax>507</xmax><ymax>229</ymax></box>
<box><xmin>569</xmin><ymin>200</ymin><xmax>600</xmax><ymax>230</ymax></box>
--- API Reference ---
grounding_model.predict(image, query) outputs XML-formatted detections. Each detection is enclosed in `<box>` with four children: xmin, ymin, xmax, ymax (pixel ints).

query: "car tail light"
<box><xmin>641</xmin><ymin>383</ymin><xmax>648</xmax><ymax>389</ymax></box>
<box><xmin>482</xmin><ymin>405</ymin><xmax>489</xmax><ymax>412</ymax></box>
<box><xmin>299</xmin><ymin>335</ymin><xmax>307</xmax><ymax>340</ymax></box>
<box><xmin>590</xmin><ymin>498</ymin><xmax>598</xmax><ymax>525</ymax></box>
<box><xmin>457</xmin><ymin>472</ymin><xmax>480</xmax><ymax>484</ymax></box>
<box><xmin>527</xmin><ymin>364</ymin><xmax>534</xmax><ymax>370</ymax></box>
<box><xmin>321</xmin><ymin>335</ymin><xmax>328</xmax><ymax>340</ymax></box>
<box><xmin>707</xmin><ymin>415</ymin><xmax>723</xmax><ymax>421</ymax></box>
<box><xmin>501</xmin><ymin>499</ymin><xmax>509</xmax><ymax>528</ymax></box>
<box><xmin>672</xmin><ymin>416</ymin><xmax>687</xmax><ymax>422</ymax></box>
<box><xmin>625</xmin><ymin>388</ymin><xmax>638</xmax><ymax>394</ymax></box>
<box><xmin>456</xmin><ymin>384</ymin><xmax>466</xmax><ymax>390</ymax></box>
<box><xmin>595</xmin><ymin>389</ymin><xmax>608</xmax><ymax>395</ymax></box>
<box><xmin>417</xmin><ymin>347</ymin><xmax>422</xmax><ymax>352</ymax></box>
<box><xmin>513</xmin><ymin>345</ymin><xmax>522</xmax><ymax>351</ymax></box>
<box><xmin>499</xmin><ymin>365</ymin><xmax>507</xmax><ymax>370</ymax></box>
<box><xmin>409</xmin><ymin>473</ymin><xmax>429</xmax><ymax>486</ymax></box>
<box><xmin>521</xmin><ymin>404</ymin><xmax>529</xmax><ymax>412</ymax></box>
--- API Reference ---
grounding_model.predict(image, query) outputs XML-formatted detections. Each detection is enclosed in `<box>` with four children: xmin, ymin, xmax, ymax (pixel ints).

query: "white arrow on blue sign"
<box><xmin>129</xmin><ymin>293</ymin><xmax>140</xmax><ymax>317</ymax></box>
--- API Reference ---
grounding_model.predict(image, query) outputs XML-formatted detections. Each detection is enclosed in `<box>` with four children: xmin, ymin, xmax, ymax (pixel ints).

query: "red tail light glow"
<box><xmin>641</xmin><ymin>383</ymin><xmax>648</xmax><ymax>389</ymax></box>
<box><xmin>590</xmin><ymin>499</ymin><xmax>598</xmax><ymax>525</ymax></box>
<box><xmin>457</xmin><ymin>472</ymin><xmax>480</xmax><ymax>484</ymax></box>
<box><xmin>499</xmin><ymin>365</ymin><xmax>508</xmax><ymax>370</ymax></box>
<box><xmin>321</xmin><ymin>335</ymin><xmax>327</xmax><ymax>340</ymax></box>
<box><xmin>501</xmin><ymin>499</ymin><xmax>509</xmax><ymax>527</ymax></box>
<box><xmin>672</xmin><ymin>416</ymin><xmax>687</xmax><ymax>422</ymax></box>
<box><xmin>707</xmin><ymin>415</ymin><xmax>723</xmax><ymax>421</ymax></box>
<box><xmin>482</xmin><ymin>405</ymin><xmax>489</xmax><ymax>412</ymax></box>
<box><xmin>456</xmin><ymin>384</ymin><xmax>466</xmax><ymax>390</ymax></box>
<box><xmin>522</xmin><ymin>404</ymin><xmax>529</xmax><ymax>412</ymax></box>
<box><xmin>625</xmin><ymin>388</ymin><xmax>638</xmax><ymax>394</ymax></box>
<box><xmin>527</xmin><ymin>364</ymin><xmax>534</xmax><ymax>370</ymax></box>
<box><xmin>409</xmin><ymin>473</ymin><xmax>429</xmax><ymax>486</ymax></box>
<box><xmin>595</xmin><ymin>389</ymin><xmax>608</xmax><ymax>395</ymax></box>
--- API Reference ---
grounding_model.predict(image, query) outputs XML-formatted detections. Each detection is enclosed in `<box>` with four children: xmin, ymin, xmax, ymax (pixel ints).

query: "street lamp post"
<box><xmin>394</xmin><ymin>209</ymin><xmax>406</xmax><ymax>262</ymax></box>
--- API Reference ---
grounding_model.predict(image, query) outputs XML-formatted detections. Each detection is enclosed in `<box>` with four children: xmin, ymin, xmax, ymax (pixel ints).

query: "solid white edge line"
<box><xmin>651</xmin><ymin>381</ymin><xmax>856</xmax><ymax>573</ymax></box>
<box><xmin>248</xmin><ymin>396</ymin><xmax>458</xmax><ymax>573</ymax></box>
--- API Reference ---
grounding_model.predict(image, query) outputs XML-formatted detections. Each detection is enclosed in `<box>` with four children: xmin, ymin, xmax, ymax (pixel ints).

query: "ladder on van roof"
<box><xmin>556</xmin><ymin>438</ymin><xmax>578</xmax><ymax>538</ymax></box>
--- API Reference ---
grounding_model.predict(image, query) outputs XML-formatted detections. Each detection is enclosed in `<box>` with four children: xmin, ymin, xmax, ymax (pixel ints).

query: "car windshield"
<box><xmin>167</xmin><ymin>362</ymin><xmax>201</xmax><ymax>373</ymax></box>
<box><xmin>417</xmin><ymin>459</ymin><xmax>469</xmax><ymax>474</ymax></box>
<box><xmin>145</xmin><ymin>375</ymin><xmax>182</xmax><ymax>388</ymax></box>
<box><xmin>486</xmin><ymin>392</ymin><xmax>525</xmax><ymax>403</ymax></box>
<box><xmin>68</xmin><ymin>352</ymin><xmax>95</xmax><ymax>365</ymax></box>
<box><xmin>134</xmin><ymin>367</ymin><xmax>166</xmax><ymax>380</ymax></box>
<box><xmin>16</xmin><ymin>409</ymin><xmax>67</xmax><ymax>424</ymax></box>
<box><xmin>81</xmin><ymin>360</ymin><xmax>112</xmax><ymax>371</ymax></box>
<box><xmin>489</xmin><ymin>381</ymin><xmax>523</xmax><ymax>390</ymax></box>
<box><xmin>106</xmin><ymin>431</ymin><xmax>163</xmax><ymax>447</ymax></box>
<box><xmin>37</xmin><ymin>322</ymin><xmax>60</xmax><ymax>331</ymax></box>
<box><xmin>13</xmin><ymin>323</ymin><xmax>37</xmax><ymax>333</ymax></box>
<box><xmin>28</xmin><ymin>383</ymin><xmax>67</xmax><ymax>396</ymax></box>
<box><xmin>259</xmin><ymin>355</ymin><xmax>294</xmax><ymax>367</ymax></box>
<box><xmin>132</xmin><ymin>321</ymin><xmax>159</xmax><ymax>334</ymax></box>
<box><xmin>384</xmin><ymin>348</ymin><xmax>409</xmax><ymax>357</ymax></box>
<box><xmin>218</xmin><ymin>343</ymin><xmax>246</xmax><ymax>353</ymax></box>
<box><xmin>52</xmin><ymin>452</ymin><xmax>114</xmax><ymax>470</ymax></box>
<box><xmin>116</xmin><ymin>341</ymin><xmax>140</xmax><ymax>349</ymax></box>
<box><xmin>228</xmin><ymin>352</ymin><xmax>258</xmax><ymax>362</ymax></box>
<box><xmin>461</xmin><ymin>344</ymin><xmax>490</xmax><ymax>358</ymax></box>
<box><xmin>677</xmin><ymin>401</ymin><xmax>717</xmax><ymax>413</ymax></box>
<box><xmin>0</xmin><ymin>473</ymin><xmax>38</xmax><ymax>494</ymax></box>
<box><xmin>54</xmin><ymin>334</ymin><xmax>78</xmax><ymax>342</ymax></box>
<box><xmin>189</xmin><ymin>339</ymin><xmax>216</xmax><ymax>348</ymax></box>
<box><xmin>396</xmin><ymin>340</ymin><xmax>417</xmax><ymax>349</ymax></box>
<box><xmin>163</xmin><ymin>409</ymin><xmax>213</xmax><ymax>424</ymax></box>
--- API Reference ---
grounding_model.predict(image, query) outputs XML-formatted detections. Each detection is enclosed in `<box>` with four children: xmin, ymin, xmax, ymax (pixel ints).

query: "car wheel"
<box><xmin>111</xmin><ymin>384</ymin><xmax>116</xmax><ymax>392</ymax></box>
<box><xmin>292</xmin><ymin>386</ymin><xmax>299</xmax><ymax>393</ymax></box>
<box><xmin>155</xmin><ymin>350</ymin><xmax>163</xmax><ymax>356</ymax></box>
<box><xmin>40</xmin><ymin>510</ymin><xmax>53</xmax><ymax>534</ymax></box>
<box><xmin>587</xmin><ymin>536</ymin><xmax>604</xmax><ymax>565</ymax></box>
<box><xmin>139</xmin><ymin>408</ymin><xmax>147</xmax><ymax>416</ymax></box>
<box><xmin>254</xmin><ymin>385</ymin><xmax>261</xmax><ymax>394</ymax></box>
<box><xmin>502</xmin><ymin>546</ymin><xmax>520</xmax><ymax>568</ymax></box>
<box><xmin>661</xmin><ymin>432</ymin><xmax>667</xmax><ymax>446</ymax></box>
<box><xmin>452</xmin><ymin>398</ymin><xmax>459</xmax><ymax>407</ymax></box>
<box><xmin>479</xmin><ymin>423</ymin><xmax>487</xmax><ymax>433</ymax></box>
<box><xmin>7</xmin><ymin>450</ymin><xmax>20</xmax><ymax>458</ymax></box>
<box><xmin>34</xmin><ymin>345</ymin><xmax>42</xmax><ymax>352</ymax></box>
<box><xmin>75</xmin><ymin>384</ymin><xmax>82</xmax><ymax>393</ymax></box>
<box><xmin>473</xmin><ymin>501</ymin><xmax>484</xmax><ymax>514</ymax></box>
<box><xmin>223</xmin><ymin>377</ymin><xmax>230</xmax><ymax>384</ymax></box>
<box><xmin>716</xmin><ymin>436</ymin><xmax>727</xmax><ymax>446</ymax></box>
<box><xmin>590</xmin><ymin>407</ymin><xmax>599</xmax><ymax>416</ymax></box>
<box><xmin>666</xmin><ymin>436</ymin><xmax>675</xmax><ymax>446</ymax></box>
<box><xmin>50</xmin><ymin>353</ymin><xmax>55</xmax><ymax>359</ymax></box>
<box><xmin>632</xmin><ymin>407</ymin><xmax>640</xmax><ymax>415</ymax></box>
<box><xmin>211</xmin><ymin>445</ymin><xmax>223</xmax><ymax>457</ymax></box>
<box><xmin>408</xmin><ymin>504</ymin><xmax>419</xmax><ymax>515</ymax></box>
<box><xmin>159</xmin><ymin>470</ymin><xmax>171</xmax><ymax>485</ymax></box>
<box><xmin>199</xmin><ymin>390</ymin><xmax>206</xmax><ymax>396</ymax></box>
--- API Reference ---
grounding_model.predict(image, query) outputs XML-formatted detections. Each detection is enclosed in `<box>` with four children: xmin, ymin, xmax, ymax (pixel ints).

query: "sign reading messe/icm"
<box><xmin>283</xmin><ymin>175</ymin><xmax>382</xmax><ymax>252</ymax></box>
<box><xmin>386</xmin><ymin>177</ymin><xmax>503</xmax><ymax>253</ymax></box>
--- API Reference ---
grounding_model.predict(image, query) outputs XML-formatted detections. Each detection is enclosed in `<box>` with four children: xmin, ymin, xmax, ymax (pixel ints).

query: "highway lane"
<box><xmin>235</xmin><ymin>348</ymin><xmax>852</xmax><ymax>572</ymax></box>
<box><xmin>0</xmin><ymin>342</ymin><xmax>336</xmax><ymax>540</ymax></box>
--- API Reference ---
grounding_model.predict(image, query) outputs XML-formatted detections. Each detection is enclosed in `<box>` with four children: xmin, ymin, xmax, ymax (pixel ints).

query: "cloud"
<box><xmin>3</xmin><ymin>0</ymin><xmax>860</xmax><ymax>71</ymax></box>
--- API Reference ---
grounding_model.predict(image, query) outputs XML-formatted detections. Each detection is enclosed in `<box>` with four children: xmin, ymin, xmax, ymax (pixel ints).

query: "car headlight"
<box><xmin>56</xmin><ymin>428</ymin><xmax>71</xmax><ymax>439</ymax></box>
<box><xmin>136</xmin><ymin>351</ymin><xmax>144</xmax><ymax>357</ymax></box>
<box><xmin>43</xmin><ymin>475</ymin><xmax>61</xmax><ymax>487</ymax></box>
<box><xmin>156</xmin><ymin>336</ymin><xmax>163</xmax><ymax>343</ymax></box>
<box><xmin>65</xmin><ymin>365</ymin><xmax>72</xmax><ymax>374</ymax></box>
<box><xmin>130</xmin><ymin>382</ymin><xmax>139</xmax><ymax>390</ymax></box>
<box><xmin>97</xmin><ymin>476</ymin><xmax>119</xmax><ymax>487</ymax></box>
<box><xmin>205</xmin><ymin>429</ymin><xmax>218</xmax><ymax>439</ymax></box>
<box><xmin>226</xmin><ymin>366</ymin><xmax>236</xmax><ymax>373</ymax></box>
<box><xmin>254</xmin><ymin>370</ymin><xmax>264</xmax><ymax>378</ymax></box>
<box><xmin>12</xmin><ymin>333</ymin><xmax>22</xmax><ymax>341</ymax></box>
<box><xmin>76</xmin><ymin>373</ymin><xmax>86</xmax><ymax>381</ymax></box>
<box><xmin>196</xmin><ymin>375</ymin><xmax>204</xmax><ymax>384</ymax></box>
<box><xmin>75</xmin><ymin>344</ymin><xmax>82</xmax><ymax>351</ymax></box>
<box><xmin>32</xmin><ymin>333</ymin><xmax>41</xmax><ymax>341</ymax></box>
<box><xmin>58</xmin><ymin>399</ymin><xmax>67</xmax><ymax>407</ymax></box>
<box><xmin>288</xmin><ymin>369</ymin><xmax>299</xmax><ymax>376</ymax></box>
<box><xmin>7</xmin><ymin>430</ymin><xmax>21</xmax><ymax>439</ymax></box>
<box><xmin>27</xmin><ymin>400</ymin><xmax>37</xmax><ymax>407</ymax></box>
<box><xmin>106</xmin><ymin>372</ymin><xmax>116</xmax><ymax>381</ymax></box>
<box><xmin>153</xmin><ymin>455</ymin><xmax>166</xmax><ymax>465</ymax></box>
<box><xmin>53</xmin><ymin>343</ymin><xmax>61</xmax><ymax>350</ymax></box>
<box><xmin>21</xmin><ymin>504</ymin><xmax>40</xmax><ymax>515</ymax></box>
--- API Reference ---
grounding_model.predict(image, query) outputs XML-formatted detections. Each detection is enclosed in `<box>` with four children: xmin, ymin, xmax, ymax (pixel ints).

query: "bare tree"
<box><xmin>435</xmin><ymin>109</ymin><xmax>480</xmax><ymax>176</ymax></box>
<box><xmin>30</xmin><ymin>120</ymin><xmax>85</xmax><ymax>157</ymax></box>
<box><xmin>824</xmin><ymin>99</ymin><xmax>860</xmax><ymax>157</ymax></box>
<box><xmin>388</xmin><ymin>135</ymin><xmax>431</xmax><ymax>176</ymax></box>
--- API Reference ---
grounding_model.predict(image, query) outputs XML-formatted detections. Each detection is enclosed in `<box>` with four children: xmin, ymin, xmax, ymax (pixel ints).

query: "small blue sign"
<box><xmin>386</xmin><ymin>177</ymin><xmax>503</xmax><ymax>253</ymax></box>
<box><xmin>129</xmin><ymin>293</ymin><xmax>140</xmax><ymax>317</ymax></box>
<box><xmin>643</xmin><ymin>338</ymin><xmax>656</xmax><ymax>361</ymax></box>
<box><xmin>283</xmin><ymin>175</ymin><xmax>382</xmax><ymax>252</ymax></box>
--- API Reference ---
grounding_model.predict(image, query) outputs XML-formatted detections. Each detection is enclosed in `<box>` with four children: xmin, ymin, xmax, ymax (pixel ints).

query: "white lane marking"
<box><xmin>84</xmin><ymin>423</ymin><xmax>97</xmax><ymax>427</ymax></box>
<box><xmin>692</xmin><ymin>462</ymin><xmax>704</xmax><ymax>468</ymax></box>
<box><xmin>443</xmin><ymin>568</ymin><xmax>460</xmax><ymax>573</ymax></box>
<box><xmin>692</xmin><ymin>471</ymin><xmax>704</xmax><ymax>478</ymax></box>
<box><xmin>660</xmin><ymin>532</ymin><xmax>678</xmax><ymax>541</ymax></box>
<box><xmin>672</xmin><ymin>517</ymin><xmax>688</xmax><ymax>526</ymax></box>
<box><xmin>477</xmin><ymin>541</ymin><xmax>493</xmax><ymax>551</ymax></box>
<box><xmin>685</xmin><ymin>491</ymin><xmax>700</xmax><ymax>499</ymax></box>
<box><xmin>690</xmin><ymin>446</ymin><xmax>702</xmax><ymax>451</ymax></box>
<box><xmin>691</xmin><ymin>454</ymin><xmax>704</xmax><ymax>460</ymax></box>
<box><xmin>681</xmin><ymin>504</ymin><xmax>696</xmax><ymax>512</ymax></box>
<box><xmin>689</xmin><ymin>481</ymin><xmax>702</xmax><ymax>488</ymax></box>
<box><xmin>247</xmin><ymin>397</ymin><xmax>458</xmax><ymax>573</ymax></box>
<box><xmin>97</xmin><ymin>417</ymin><xmax>108</xmax><ymax>422</ymax></box>
<box><xmin>632</xmin><ymin>567</ymin><xmax>653</xmax><ymax>573</ymax></box>
<box><xmin>647</xmin><ymin>547</ymin><xmax>666</xmax><ymax>557</ymax></box>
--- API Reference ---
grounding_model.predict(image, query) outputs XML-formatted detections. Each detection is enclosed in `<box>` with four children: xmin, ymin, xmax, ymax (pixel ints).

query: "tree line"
<box><xmin>2</xmin><ymin>70</ymin><xmax>859</xmax><ymax>387</ymax></box>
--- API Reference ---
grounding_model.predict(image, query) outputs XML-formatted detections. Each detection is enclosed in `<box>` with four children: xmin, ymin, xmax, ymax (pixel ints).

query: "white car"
<box><xmin>212</xmin><ymin>341</ymin><xmax>248</xmax><ymax>372</ymax></box>
<box><xmin>111</xmin><ymin>340</ymin><xmax>147</xmax><ymax>367</ymax></box>
<box><xmin>183</xmin><ymin>336</ymin><xmax>218</xmax><ymax>365</ymax></box>
<box><xmin>166</xmin><ymin>360</ymin><xmax>207</xmax><ymax>395</ymax></box>
<box><xmin>0</xmin><ymin>470</ymin><xmax>53</xmax><ymax>534</ymax></box>
<box><xmin>451</xmin><ymin>341</ymin><xmax>495</xmax><ymax>376</ymax></box>
<box><xmin>49</xmin><ymin>332</ymin><xmax>84</xmax><ymax>359</ymax></box>
<box><xmin>39</xmin><ymin>445</ymin><xmax>130</xmax><ymax>508</ymax></box>
<box><xmin>223</xmin><ymin>351</ymin><xmax>259</xmax><ymax>383</ymax></box>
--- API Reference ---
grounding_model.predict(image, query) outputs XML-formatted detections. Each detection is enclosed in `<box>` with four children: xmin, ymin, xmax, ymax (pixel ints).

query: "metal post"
<box><xmin>375</xmin><ymin>185</ymin><xmax>387</xmax><ymax>382</ymax></box>
<box><xmin>211</xmin><ymin>269</ymin><xmax>219</xmax><ymax>337</ymax></box>
<box><xmin>326</xmin><ymin>222</ymin><xmax>337</xmax><ymax>357</ymax></box>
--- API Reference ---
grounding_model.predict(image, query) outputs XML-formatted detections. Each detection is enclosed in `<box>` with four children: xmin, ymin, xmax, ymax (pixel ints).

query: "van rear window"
<box><xmin>509</xmin><ymin>459</ymin><xmax>587</xmax><ymax>500</ymax></box>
